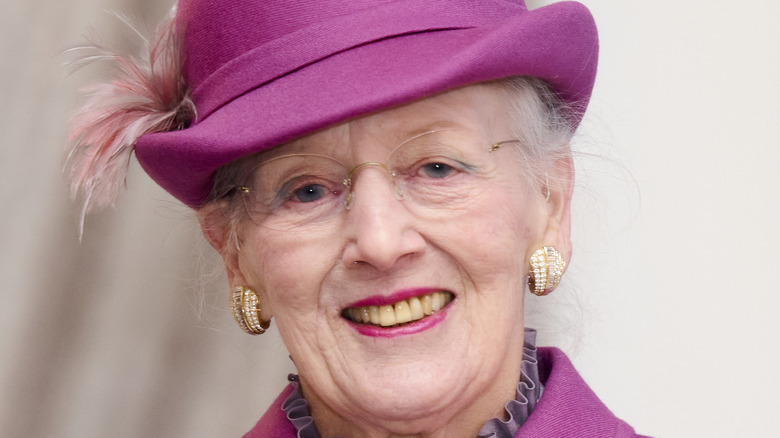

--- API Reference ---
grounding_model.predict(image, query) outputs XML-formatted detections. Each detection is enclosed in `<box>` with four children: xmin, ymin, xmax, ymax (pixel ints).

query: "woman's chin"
<box><xmin>333</xmin><ymin>359</ymin><xmax>477</xmax><ymax>423</ymax></box>
<box><xmin>297</xmin><ymin>298</ymin><xmax>517</xmax><ymax>426</ymax></box>
<box><xmin>346</xmin><ymin>376</ymin><xmax>459</xmax><ymax>422</ymax></box>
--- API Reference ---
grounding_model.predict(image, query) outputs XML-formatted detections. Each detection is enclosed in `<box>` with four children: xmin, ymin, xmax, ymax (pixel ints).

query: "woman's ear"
<box><xmin>197</xmin><ymin>202</ymin><xmax>272</xmax><ymax>321</ymax></box>
<box><xmin>542</xmin><ymin>150</ymin><xmax>574</xmax><ymax>264</ymax></box>
<box><xmin>196</xmin><ymin>201</ymin><xmax>243</xmax><ymax>286</ymax></box>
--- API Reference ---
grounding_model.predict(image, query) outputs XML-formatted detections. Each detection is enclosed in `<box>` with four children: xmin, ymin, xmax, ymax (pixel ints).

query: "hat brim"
<box><xmin>136</xmin><ymin>1</ymin><xmax>598</xmax><ymax>207</ymax></box>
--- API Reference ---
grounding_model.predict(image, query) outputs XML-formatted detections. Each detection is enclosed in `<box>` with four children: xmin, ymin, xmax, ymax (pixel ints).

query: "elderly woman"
<box><xmin>68</xmin><ymin>0</ymin><xmax>647</xmax><ymax>436</ymax></box>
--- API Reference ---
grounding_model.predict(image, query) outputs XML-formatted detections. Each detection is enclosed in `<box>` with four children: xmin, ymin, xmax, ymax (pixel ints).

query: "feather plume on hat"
<box><xmin>65</xmin><ymin>9</ymin><xmax>195</xmax><ymax>234</ymax></box>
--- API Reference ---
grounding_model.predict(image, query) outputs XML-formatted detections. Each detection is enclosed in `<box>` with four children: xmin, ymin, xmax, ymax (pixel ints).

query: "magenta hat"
<box><xmin>134</xmin><ymin>0</ymin><xmax>599</xmax><ymax>208</ymax></box>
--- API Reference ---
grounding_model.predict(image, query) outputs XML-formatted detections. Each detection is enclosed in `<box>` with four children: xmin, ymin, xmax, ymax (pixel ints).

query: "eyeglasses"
<box><xmin>235</xmin><ymin>129</ymin><xmax>522</xmax><ymax>231</ymax></box>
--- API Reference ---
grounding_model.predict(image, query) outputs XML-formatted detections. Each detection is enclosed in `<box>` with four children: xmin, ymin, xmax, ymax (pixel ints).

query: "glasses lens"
<box><xmin>239</xmin><ymin>129</ymin><xmax>511</xmax><ymax>230</ymax></box>
<box><xmin>241</xmin><ymin>154</ymin><xmax>349</xmax><ymax>230</ymax></box>
<box><xmin>387</xmin><ymin>130</ymin><xmax>500</xmax><ymax>208</ymax></box>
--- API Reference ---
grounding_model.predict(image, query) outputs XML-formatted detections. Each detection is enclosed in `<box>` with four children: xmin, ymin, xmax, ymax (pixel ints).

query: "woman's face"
<box><xmin>223</xmin><ymin>84</ymin><xmax>572</xmax><ymax>434</ymax></box>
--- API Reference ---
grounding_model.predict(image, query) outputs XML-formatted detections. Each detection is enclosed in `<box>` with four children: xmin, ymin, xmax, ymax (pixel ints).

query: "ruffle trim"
<box><xmin>281</xmin><ymin>328</ymin><xmax>542</xmax><ymax>438</ymax></box>
<box><xmin>280</xmin><ymin>375</ymin><xmax>319</xmax><ymax>438</ymax></box>
<box><xmin>478</xmin><ymin>328</ymin><xmax>542</xmax><ymax>438</ymax></box>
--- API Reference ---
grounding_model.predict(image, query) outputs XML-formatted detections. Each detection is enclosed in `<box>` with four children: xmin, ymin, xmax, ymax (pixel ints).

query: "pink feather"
<box><xmin>65</xmin><ymin>10</ymin><xmax>195</xmax><ymax>233</ymax></box>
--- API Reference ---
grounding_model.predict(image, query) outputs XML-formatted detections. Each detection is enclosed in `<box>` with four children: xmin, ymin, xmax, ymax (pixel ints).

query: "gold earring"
<box><xmin>528</xmin><ymin>246</ymin><xmax>566</xmax><ymax>296</ymax></box>
<box><xmin>231</xmin><ymin>286</ymin><xmax>271</xmax><ymax>335</ymax></box>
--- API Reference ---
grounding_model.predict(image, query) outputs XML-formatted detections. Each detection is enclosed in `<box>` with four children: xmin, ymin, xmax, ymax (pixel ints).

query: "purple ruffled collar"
<box><xmin>280</xmin><ymin>328</ymin><xmax>542</xmax><ymax>438</ymax></box>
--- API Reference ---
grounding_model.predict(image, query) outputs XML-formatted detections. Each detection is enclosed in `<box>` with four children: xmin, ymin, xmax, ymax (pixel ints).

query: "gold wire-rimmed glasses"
<box><xmin>235</xmin><ymin>129</ymin><xmax>522</xmax><ymax>230</ymax></box>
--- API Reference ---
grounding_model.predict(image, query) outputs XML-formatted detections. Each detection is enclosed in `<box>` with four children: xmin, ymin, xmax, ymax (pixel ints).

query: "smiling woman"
<box><xmin>66</xmin><ymin>0</ymin><xmax>647</xmax><ymax>437</ymax></box>
<box><xmin>199</xmin><ymin>84</ymin><xmax>561</xmax><ymax>436</ymax></box>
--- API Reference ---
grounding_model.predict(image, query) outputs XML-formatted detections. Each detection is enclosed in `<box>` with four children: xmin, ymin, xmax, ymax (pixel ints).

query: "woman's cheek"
<box><xmin>258</xmin><ymin>240</ymin><xmax>334</xmax><ymax>312</ymax></box>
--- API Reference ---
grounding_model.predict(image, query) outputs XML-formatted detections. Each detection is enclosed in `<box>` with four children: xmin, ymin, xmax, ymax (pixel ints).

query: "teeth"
<box><xmin>431</xmin><ymin>291</ymin><xmax>444</xmax><ymax>312</ymax></box>
<box><xmin>420</xmin><ymin>294</ymin><xmax>433</xmax><ymax>315</ymax></box>
<box><xmin>359</xmin><ymin>307</ymin><xmax>371</xmax><ymax>323</ymax></box>
<box><xmin>379</xmin><ymin>305</ymin><xmax>395</xmax><ymax>327</ymax></box>
<box><xmin>394</xmin><ymin>300</ymin><xmax>412</xmax><ymax>324</ymax></box>
<box><xmin>343</xmin><ymin>292</ymin><xmax>453</xmax><ymax>327</ymax></box>
<box><xmin>369</xmin><ymin>305</ymin><xmax>381</xmax><ymax>325</ymax></box>
<box><xmin>408</xmin><ymin>296</ymin><xmax>424</xmax><ymax>320</ymax></box>
<box><xmin>349</xmin><ymin>307</ymin><xmax>361</xmax><ymax>322</ymax></box>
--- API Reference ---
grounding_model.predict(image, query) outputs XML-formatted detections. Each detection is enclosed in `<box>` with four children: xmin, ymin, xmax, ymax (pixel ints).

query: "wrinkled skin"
<box><xmin>200</xmin><ymin>84</ymin><xmax>573</xmax><ymax>438</ymax></box>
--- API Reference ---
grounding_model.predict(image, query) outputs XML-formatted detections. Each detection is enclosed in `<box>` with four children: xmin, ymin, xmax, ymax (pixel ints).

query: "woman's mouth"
<box><xmin>342</xmin><ymin>291</ymin><xmax>454</xmax><ymax>327</ymax></box>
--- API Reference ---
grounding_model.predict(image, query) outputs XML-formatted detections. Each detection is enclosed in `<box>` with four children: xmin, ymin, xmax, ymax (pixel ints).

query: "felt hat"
<box><xmin>133</xmin><ymin>0</ymin><xmax>599</xmax><ymax>208</ymax></box>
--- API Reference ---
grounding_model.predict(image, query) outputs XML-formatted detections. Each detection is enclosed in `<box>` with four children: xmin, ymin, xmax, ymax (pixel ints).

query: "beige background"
<box><xmin>2</xmin><ymin>0</ymin><xmax>779</xmax><ymax>436</ymax></box>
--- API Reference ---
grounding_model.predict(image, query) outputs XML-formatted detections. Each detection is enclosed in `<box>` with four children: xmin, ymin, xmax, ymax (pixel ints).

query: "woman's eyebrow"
<box><xmin>398</xmin><ymin>120</ymin><xmax>464</xmax><ymax>139</ymax></box>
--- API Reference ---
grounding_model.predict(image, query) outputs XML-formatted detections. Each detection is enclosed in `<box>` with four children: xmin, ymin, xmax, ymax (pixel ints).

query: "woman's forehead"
<box><xmin>269</xmin><ymin>84</ymin><xmax>511</xmax><ymax>157</ymax></box>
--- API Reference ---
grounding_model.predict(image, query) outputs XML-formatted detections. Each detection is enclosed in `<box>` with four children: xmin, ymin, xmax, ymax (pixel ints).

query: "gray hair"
<box><xmin>496</xmin><ymin>76</ymin><xmax>577</xmax><ymax>191</ymax></box>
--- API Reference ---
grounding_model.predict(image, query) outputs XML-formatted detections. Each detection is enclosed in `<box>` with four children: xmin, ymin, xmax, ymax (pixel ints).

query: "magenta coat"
<box><xmin>244</xmin><ymin>347</ymin><xmax>649</xmax><ymax>437</ymax></box>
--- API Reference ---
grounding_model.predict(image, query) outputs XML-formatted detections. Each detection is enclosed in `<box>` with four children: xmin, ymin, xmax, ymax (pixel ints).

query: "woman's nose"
<box><xmin>341</xmin><ymin>168</ymin><xmax>425</xmax><ymax>271</ymax></box>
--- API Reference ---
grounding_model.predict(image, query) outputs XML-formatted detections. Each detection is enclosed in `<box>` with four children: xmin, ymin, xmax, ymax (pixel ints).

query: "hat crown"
<box><xmin>176</xmin><ymin>0</ymin><xmax>528</xmax><ymax>118</ymax></box>
<box><xmin>177</xmin><ymin>0</ymin><xmax>388</xmax><ymax>85</ymax></box>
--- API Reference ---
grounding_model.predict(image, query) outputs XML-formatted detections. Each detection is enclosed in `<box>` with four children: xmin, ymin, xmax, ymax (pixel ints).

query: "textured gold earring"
<box><xmin>231</xmin><ymin>286</ymin><xmax>271</xmax><ymax>335</ymax></box>
<box><xmin>528</xmin><ymin>246</ymin><xmax>566</xmax><ymax>296</ymax></box>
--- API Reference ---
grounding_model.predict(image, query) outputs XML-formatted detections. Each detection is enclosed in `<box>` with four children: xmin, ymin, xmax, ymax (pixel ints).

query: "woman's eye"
<box><xmin>419</xmin><ymin>162</ymin><xmax>457</xmax><ymax>179</ymax></box>
<box><xmin>291</xmin><ymin>183</ymin><xmax>331</xmax><ymax>203</ymax></box>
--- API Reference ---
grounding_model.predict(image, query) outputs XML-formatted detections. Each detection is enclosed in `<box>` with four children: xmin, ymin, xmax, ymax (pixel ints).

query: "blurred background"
<box><xmin>1</xmin><ymin>0</ymin><xmax>778</xmax><ymax>436</ymax></box>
